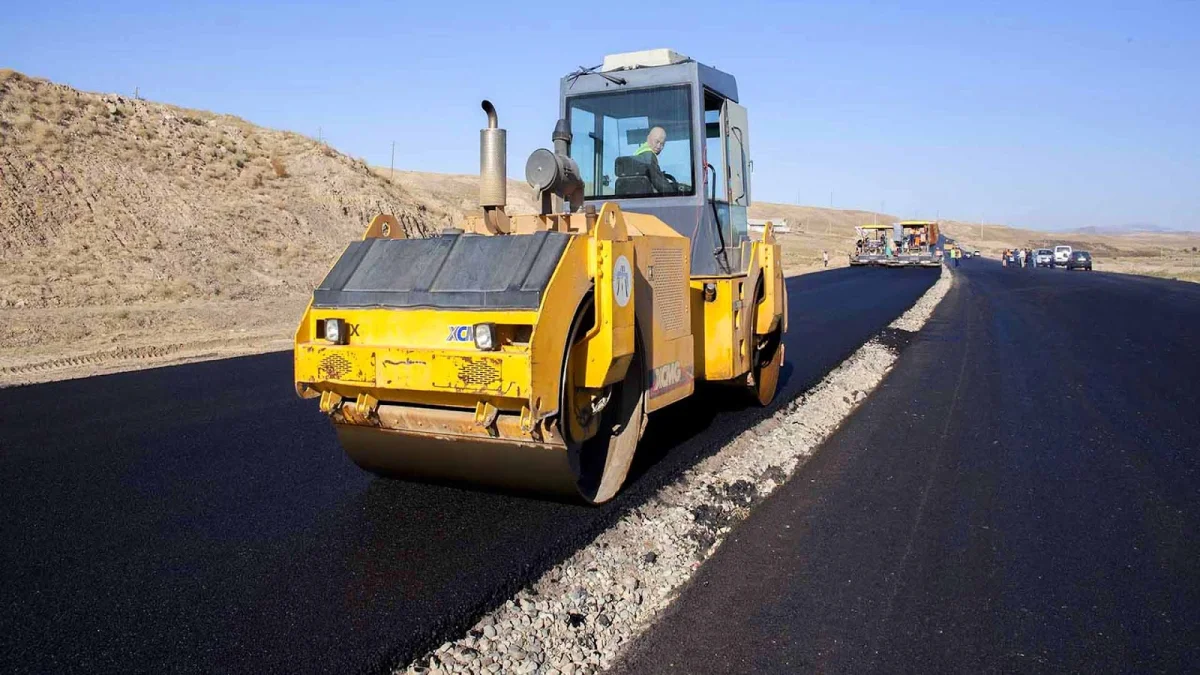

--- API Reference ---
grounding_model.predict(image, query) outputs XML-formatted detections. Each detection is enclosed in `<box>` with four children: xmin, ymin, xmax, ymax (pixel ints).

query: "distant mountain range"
<box><xmin>1070</xmin><ymin>224</ymin><xmax>1196</xmax><ymax>235</ymax></box>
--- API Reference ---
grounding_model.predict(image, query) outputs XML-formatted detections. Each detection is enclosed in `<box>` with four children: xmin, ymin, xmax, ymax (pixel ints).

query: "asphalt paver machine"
<box><xmin>887</xmin><ymin>220</ymin><xmax>941</xmax><ymax>267</ymax></box>
<box><xmin>851</xmin><ymin>223</ymin><xmax>894</xmax><ymax>266</ymax></box>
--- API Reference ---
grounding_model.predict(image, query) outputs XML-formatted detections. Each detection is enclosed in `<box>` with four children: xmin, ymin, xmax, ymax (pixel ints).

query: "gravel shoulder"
<box><xmin>402</xmin><ymin>266</ymin><xmax>953</xmax><ymax>675</ymax></box>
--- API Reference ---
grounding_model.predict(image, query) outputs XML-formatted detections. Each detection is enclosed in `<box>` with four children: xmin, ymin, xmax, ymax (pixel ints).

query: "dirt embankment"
<box><xmin>0</xmin><ymin>70</ymin><xmax>537</xmax><ymax>384</ymax></box>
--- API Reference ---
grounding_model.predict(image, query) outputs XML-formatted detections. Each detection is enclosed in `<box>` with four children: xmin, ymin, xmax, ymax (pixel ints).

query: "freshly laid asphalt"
<box><xmin>621</xmin><ymin>260</ymin><xmax>1200</xmax><ymax>674</ymax></box>
<box><xmin>0</xmin><ymin>266</ymin><xmax>937</xmax><ymax>674</ymax></box>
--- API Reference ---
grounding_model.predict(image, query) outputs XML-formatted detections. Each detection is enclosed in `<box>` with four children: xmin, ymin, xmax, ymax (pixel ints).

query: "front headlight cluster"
<box><xmin>473</xmin><ymin>323</ymin><xmax>498</xmax><ymax>351</ymax></box>
<box><xmin>323</xmin><ymin>318</ymin><xmax>347</xmax><ymax>344</ymax></box>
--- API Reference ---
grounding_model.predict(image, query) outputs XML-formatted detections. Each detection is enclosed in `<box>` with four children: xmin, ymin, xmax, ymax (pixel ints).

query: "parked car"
<box><xmin>1054</xmin><ymin>245</ymin><xmax>1073</xmax><ymax>266</ymax></box>
<box><xmin>1066</xmin><ymin>250</ymin><xmax>1093</xmax><ymax>270</ymax></box>
<box><xmin>1035</xmin><ymin>248</ymin><xmax>1054</xmax><ymax>267</ymax></box>
<box><xmin>973</xmin><ymin>250</ymin><xmax>980</xmax><ymax>257</ymax></box>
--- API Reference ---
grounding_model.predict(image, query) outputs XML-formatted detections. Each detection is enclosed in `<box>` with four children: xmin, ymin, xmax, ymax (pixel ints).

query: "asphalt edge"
<box><xmin>401</xmin><ymin>265</ymin><xmax>955</xmax><ymax>675</ymax></box>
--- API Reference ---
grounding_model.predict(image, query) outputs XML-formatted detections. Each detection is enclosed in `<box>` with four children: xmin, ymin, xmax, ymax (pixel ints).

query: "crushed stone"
<box><xmin>401</xmin><ymin>265</ymin><xmax>952</xmax><ymax>675</ymax></box>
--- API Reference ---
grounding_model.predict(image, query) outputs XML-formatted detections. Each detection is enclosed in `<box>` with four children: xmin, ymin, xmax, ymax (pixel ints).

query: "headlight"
<box><xmin>323</xmin><ymin>318</ymin><xmax>345</xmax><ymax>344</ymax></box>
<box><xmin>473</xmin><ymin>323</ymin><xmax>498</xmax><ymax>351</ymax></box>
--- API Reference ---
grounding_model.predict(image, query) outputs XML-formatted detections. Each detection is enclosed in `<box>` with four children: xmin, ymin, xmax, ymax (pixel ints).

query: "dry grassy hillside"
<box><xmin>0</xmin><ymin>70</ymin><xmax>538</xmax><ymax>383</ymax></box>
<box><xmin>371</xmin><ymin>168</ymin><xmax>539</xmax><ymax>215</ymax></box>
<box><xmin>0</xmin><ymin>70</ymin><xmax>452</xmax><ymax>310</ymax></box>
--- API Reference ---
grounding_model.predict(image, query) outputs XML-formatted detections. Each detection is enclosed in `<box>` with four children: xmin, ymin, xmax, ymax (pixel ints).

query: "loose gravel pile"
<box><xmin>403</xmin><ymin>266</ymin><xmax>953</xmax><ymax>675</ymax></box>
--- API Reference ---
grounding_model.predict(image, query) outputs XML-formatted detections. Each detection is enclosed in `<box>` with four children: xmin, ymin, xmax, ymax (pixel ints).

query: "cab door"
<box><xmin>721</xmin><ymin>101</ymin><xmax>751</xmax><ymax>252</ymax></box>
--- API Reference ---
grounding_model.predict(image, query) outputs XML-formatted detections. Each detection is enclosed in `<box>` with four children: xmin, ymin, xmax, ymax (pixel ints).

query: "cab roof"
<box><xmin>562</xmin><ymin>51</ymin><xmax>738</xmax><ymax>103</ymax></box>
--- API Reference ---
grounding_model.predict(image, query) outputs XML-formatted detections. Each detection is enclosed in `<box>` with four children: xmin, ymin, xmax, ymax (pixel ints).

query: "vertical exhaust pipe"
<box><xmin>479</xmin><ymin>101</ymin><xmax>508</xmax><ymax>233</ymax></box>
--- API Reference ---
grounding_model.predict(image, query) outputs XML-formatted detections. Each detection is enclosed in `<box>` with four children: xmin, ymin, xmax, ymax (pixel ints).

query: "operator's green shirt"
<box><xmin>635</xmin><ymin>143</ymin><xmax>654</xmax><ymax>156</ymax></box>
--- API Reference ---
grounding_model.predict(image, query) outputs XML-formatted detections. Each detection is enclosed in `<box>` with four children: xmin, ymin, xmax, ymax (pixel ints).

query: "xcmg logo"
<box><xmin>446</xmin><ymin>325</ymin><xmax>472</xmax><ymax>342</ymax></box>
<box><xmin>650</xmin><ymin>361</ymin><xmax>692</xmax><ymax>397</ymax></box>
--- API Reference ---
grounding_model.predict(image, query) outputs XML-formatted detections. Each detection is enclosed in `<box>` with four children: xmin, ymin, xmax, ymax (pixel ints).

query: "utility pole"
<box><xmin>390</xmin><ymin>141</ymin><xmax>396</xmax><ymax>182</ymax></box>
<box><xmin>318</xmin><ymin>127</ymin><xmax>323</xmax><ymax>144</ymax></box>
<box><xmin>827</xmin><ymin>191</ymin><xmax>832</xmax><ymax>235</ymax></box>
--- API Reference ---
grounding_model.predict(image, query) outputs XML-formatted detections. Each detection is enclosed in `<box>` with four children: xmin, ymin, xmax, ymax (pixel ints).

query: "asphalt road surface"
<box><xmin>621</xmin><ymin>260</ymin><xmax>1200</xmax><ymax>674</ymax></box>
<box><xmin>0</xmin><ymin>267</ymin><xmax>937</xmax><ymax>674</ymax></box>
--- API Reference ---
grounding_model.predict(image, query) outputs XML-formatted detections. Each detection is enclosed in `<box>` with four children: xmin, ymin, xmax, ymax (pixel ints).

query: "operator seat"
<box><xmin>614</xmin><ymin>156</ymin><xmax>652</xmax><ymax>196</ymax></box>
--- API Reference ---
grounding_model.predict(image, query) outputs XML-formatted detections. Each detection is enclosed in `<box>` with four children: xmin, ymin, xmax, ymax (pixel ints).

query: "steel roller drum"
<box><xmin>335</xmin><ymin>425</ymin><xmax>582</xmax><ymax>499</ymax></box>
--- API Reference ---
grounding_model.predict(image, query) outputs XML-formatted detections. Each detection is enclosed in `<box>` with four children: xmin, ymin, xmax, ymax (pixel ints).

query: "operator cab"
<box><xmin>560</xmin><ymin>49</ymin><xmax>752</xmax><ymax>276</ymax></box>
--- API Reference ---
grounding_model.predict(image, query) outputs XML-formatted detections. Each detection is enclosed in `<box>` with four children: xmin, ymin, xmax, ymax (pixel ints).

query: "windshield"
<box><xmin>567</xmin><ymin>86</ymin><xmax>694</xmax><ymax>199</ymax></box>
<box><xmin>1056</xmin><ymin>246</ymin><xmax>1071</xmax><ymax>253</ymax></box>
<box><xmin>1038</xmin><ymin>249</ymin><xmax>1052</xmax><ymax>255</ymax></box>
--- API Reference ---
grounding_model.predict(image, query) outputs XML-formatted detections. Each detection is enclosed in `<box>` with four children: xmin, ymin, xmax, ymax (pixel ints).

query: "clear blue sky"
<box><xmin>3</xmin><ymin>0</ymin><xmax>1197</xmax><ymax>230</ymax></box>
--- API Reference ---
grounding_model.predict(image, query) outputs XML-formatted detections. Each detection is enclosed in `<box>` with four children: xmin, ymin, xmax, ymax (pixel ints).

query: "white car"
<box><xmin>1053</xmin><ymin>245</ymin><xmax>1072</xmax><ymax>266</ymax></box>
<box><xmin>1035</xmin><ymin>249</ymin><xmax>1054</xmax><ymax>267</ymax></box>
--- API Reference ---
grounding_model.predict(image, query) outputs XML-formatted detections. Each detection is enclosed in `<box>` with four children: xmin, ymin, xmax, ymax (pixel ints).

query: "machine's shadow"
<box><xmin>623</xmin><ymin>359</ymin><xmax>797</xmax><ymax>491</ymax></box>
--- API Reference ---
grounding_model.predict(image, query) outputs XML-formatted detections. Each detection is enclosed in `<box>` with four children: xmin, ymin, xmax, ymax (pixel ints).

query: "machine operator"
<box><xmin>632</xmin><ymin>127</ymin><xmax>678</xmax><ymax>194</ymax></box>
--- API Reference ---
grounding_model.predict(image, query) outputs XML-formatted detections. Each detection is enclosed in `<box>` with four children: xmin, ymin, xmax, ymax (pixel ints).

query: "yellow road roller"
<box><xmin>295</xmin><ymin>50</ymin><xmax>786</xmax><ymax>503</ymax></box>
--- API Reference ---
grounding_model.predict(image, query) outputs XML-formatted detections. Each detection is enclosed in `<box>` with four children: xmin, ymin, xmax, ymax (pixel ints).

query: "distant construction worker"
<box><xmin>632</xmin><ymin>127</ymin><xmax>678</xmax><ymax>194</ymax></box>
<box><xmin>952</xmin><ymin>246</ymin><xmax>961</xmax><ymax>268</ymax></box>
<box><xmin>1002</xmin><ymin>249</ymin><xmax>1008</xmax><ymax>267</ymax></box>
<box><xmin>1019</xmin><ymin>248</ymin><xmax>1027</xmax><ymax>268</ymax></box>
<box><xmin>822</xmin><ymin>250</ymin><xmax>829</xmax><ymax>268</ymax></box>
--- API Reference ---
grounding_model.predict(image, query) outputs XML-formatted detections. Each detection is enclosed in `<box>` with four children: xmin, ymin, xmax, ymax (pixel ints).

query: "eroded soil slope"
<box><xmin>0</xmin><ymin>70</ymin><xmax>532</xmax><ymax>382</ymax></box>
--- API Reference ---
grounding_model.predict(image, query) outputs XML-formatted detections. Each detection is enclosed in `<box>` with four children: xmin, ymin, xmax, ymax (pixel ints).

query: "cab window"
<box><xmin>567</xmin><ymin>86</ymin><xmax>694</xmax><ymax>199</ymax></box>
<box><xmin>704</xmin><ymin>107</ymin><xmax>726</xmax><ymax>201</ymax></box>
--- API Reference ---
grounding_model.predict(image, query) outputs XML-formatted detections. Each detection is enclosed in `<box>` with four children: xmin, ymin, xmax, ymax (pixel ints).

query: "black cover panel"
<box><xmin>312</xmin><ymin>232</ymin><xmax>571</xmax><ymax>310</ymax></box>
